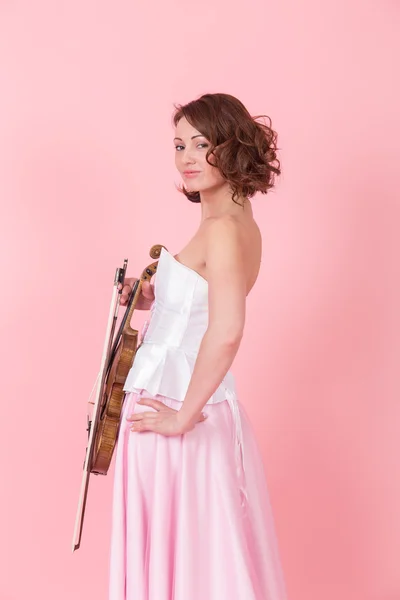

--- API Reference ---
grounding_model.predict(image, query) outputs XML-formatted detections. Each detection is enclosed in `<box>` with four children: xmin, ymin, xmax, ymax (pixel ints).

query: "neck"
<box><xmin>199</xmin><ymin>185</ymin><xmax>252</xmax><ymax>221</ymax></box>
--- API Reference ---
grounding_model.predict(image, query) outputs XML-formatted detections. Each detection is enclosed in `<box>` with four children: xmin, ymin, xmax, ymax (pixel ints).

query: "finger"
<box><xmin>130</xmin><ymin>419</ymin><xmax>144</xmax><ymax>432</ymax></box>
<box><xmin>126</xmin><ymin>411</ymin><xmax>157</xmax><ymax>422</ymax></box>
<box><xmin>141</xmin><ymin>281</ymin><xmax>155</xmax><ymax>299</ymax></box>
<box><xmin>126</xmin><ymin>414</ymin><xmax>142</xmax><ymax>422</ymax></box>
<box><xmin>131</xmin><ymin>418</ymin><xmax>154</xmax><ymax>433</ymax></box>
<box><xmin>136</xmin><ymin>398</ymin><xmax>167</xmax><ymax>411</ymax></box>
<box><xmin>119</xmin><ymin>285</ymin><xmax>131</xmax><ymax>304</ymax></box>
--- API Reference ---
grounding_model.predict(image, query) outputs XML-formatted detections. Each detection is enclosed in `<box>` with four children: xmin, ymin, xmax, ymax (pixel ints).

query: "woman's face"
<box><xmin>174</xmin><ymin>116</ymin><xmax>226</xmax><ymax>193</ymax></box>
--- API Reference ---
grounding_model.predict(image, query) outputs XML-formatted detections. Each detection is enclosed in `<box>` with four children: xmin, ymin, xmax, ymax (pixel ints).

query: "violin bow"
<box><xmin>71</xmin><ymin>259</ymin><xmax>128</xmax><ymax>552</ymax></box>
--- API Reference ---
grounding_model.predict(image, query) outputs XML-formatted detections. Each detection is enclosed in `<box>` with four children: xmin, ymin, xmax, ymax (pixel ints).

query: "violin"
<box><xmin>72</xmin><ymin>244</ymin><xmax>165</xmax><ymax>552</ymax></box>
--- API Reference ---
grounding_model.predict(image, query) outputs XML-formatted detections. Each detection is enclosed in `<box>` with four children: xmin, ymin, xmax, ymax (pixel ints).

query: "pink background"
<box><xmin>1</xmin><ymin>1</ymin><xmax>399</xmax><ymax>599</ymax></box>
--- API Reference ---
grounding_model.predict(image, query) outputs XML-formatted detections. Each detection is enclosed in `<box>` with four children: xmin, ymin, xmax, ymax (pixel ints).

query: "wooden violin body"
<box><xmin>72</xmin><ymin>243</ymin><xmax>165</xmax><ymax>551</ymax></box>
<box><xmin>90</xmin><ymin>313</ymin><xmax>138</xmax><ymax>475</ymax></box>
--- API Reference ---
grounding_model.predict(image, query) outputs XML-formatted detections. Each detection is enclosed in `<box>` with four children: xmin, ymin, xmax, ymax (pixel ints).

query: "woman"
<box><xmin>109</xmin><ymin>92</ymin><xmax>288</xmax><ymax>600</ymax></box>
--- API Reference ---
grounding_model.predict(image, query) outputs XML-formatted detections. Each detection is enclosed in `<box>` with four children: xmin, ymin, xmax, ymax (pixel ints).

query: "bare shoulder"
<box><xmin>203</xmin><ymin>214</ymin><xmax>243</xmax><ymax>247</ymax></box>
<box><xmin>203</xmin><ymin>214</ymin><xmax>262</xmax><ymax>294</ymax></box>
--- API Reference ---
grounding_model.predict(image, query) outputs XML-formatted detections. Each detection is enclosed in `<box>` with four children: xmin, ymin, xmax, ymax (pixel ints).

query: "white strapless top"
<box><xmin>123</xmin><ymin>247</ymin><xmax>247</xmax><ymax>504</ymax></box>
<box><xmin>123</xmin><ymin>246</ymin><xmax>237</xmax><ymax>403</ymax></box>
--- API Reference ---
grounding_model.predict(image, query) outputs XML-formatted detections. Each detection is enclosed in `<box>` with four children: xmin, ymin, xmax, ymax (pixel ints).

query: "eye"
<box><xmin>174</xmin><ymin>143</ymin><xmax>209</xmax><ymax>152</ymax></box>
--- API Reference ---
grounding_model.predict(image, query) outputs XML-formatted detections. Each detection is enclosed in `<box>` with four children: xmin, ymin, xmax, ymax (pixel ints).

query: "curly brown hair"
<box><xmin>172</xmin><ymin>92</ymin><xmax>281</xmax><ymax>206</ymax></box>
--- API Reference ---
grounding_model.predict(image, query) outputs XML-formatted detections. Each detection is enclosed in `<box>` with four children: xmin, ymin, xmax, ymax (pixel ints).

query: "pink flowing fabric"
<box><xmin>108</xmin><ymin>388</ymin><xmax>288</xmax><ymax>600</ymax></box>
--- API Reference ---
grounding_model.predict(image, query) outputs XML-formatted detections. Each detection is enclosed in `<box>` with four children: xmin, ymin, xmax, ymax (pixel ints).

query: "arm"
<box><xmin>177</xmin><ymin>217</ymin><xmax>246</xmax><ymax>431</ymax></box>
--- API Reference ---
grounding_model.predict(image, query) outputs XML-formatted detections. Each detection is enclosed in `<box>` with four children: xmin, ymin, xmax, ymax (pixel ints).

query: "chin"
<box><xmin>186</xmin><ymin>183</ymin><xmax>202</xmax><ymax>192</ymax></box>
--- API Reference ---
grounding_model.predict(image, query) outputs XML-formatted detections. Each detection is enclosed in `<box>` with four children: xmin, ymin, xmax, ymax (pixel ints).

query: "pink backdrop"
<box><xmin>1</xmin><ymin>1</ymin><xmax>399</xmax><ymax>599</ymax></box>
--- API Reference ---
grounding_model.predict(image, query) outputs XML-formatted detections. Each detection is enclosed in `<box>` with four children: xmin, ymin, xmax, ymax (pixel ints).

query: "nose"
<box><xmin>180</xmin><ymin>146</ymin><xmax>197</xmax><ymax>165</ymax></box>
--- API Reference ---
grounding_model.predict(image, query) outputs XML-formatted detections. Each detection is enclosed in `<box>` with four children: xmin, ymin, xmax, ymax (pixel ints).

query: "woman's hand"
<box><xmin>126</xmin><ymin>398</ymin><xmax>208</xmax><ymax>436</ymax></box>
<box><xmin>118</xmin><ymin>278</ymin><xmax>155</xmax><ymax>310</ymax></box>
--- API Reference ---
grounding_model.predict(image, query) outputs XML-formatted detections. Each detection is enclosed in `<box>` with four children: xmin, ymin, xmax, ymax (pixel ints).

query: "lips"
<box><xmin>184</xmin><ymin>171</ymin><xmax>200</xmax><ymax>174</ymax></box>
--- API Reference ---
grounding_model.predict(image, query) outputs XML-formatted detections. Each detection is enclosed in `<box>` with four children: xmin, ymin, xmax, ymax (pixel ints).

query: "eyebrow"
<box><xmin>173</xmin><ymin>134</ymin><xmax>204</xmax><ymax>141</ymax></box>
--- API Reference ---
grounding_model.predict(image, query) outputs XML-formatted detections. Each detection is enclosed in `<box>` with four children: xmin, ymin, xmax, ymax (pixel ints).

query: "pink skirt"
<box><xmin>108</xmin><ymin>389</ymin><xmax>288</xmax><ymax>600</ymax></box>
